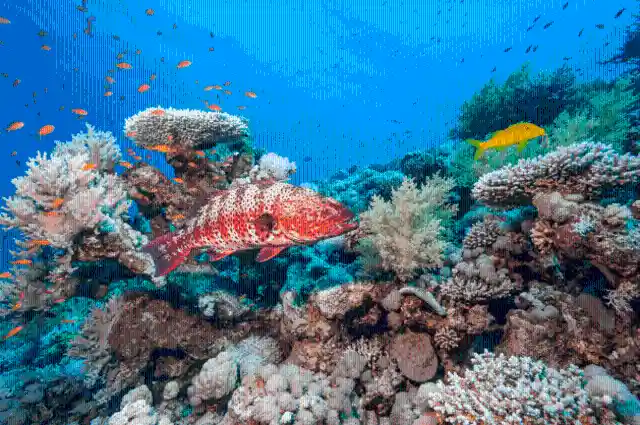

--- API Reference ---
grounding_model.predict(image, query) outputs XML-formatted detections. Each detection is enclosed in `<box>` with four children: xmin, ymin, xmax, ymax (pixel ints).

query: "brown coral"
<box><xmin>390</xmin><ymin>331</ymin><xmax>438</xmax><ymax>382</ymax></box>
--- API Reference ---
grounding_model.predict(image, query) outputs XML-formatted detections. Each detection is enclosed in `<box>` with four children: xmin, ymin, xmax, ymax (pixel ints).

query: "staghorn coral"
<box><xmin>124</xmin><ymin>106</ymin><xmax>249</xmax><ymax>151</ymax></box>
<box><xmin>358</xmin><ymin>175</ymin><xmax>457</xmax><ymax>281</ymax></box>
<box><xmin>422</xmin><ymin>351</ymin><xmax>618</xmax><ymax>425</ymax></box>
<box><xmin>472</xmin><ymin>142</ymin><xmax>640</xmax><ymax>208</ymax></box>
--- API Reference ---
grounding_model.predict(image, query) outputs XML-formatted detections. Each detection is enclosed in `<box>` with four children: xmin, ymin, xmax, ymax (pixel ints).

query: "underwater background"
<box><xmin>0</xmin><ymin>0</ymin><xmax>639</xmax><ymax>424</ymax></box>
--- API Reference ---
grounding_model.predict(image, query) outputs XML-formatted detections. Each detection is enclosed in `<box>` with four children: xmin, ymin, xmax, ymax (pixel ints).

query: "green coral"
<box><xmin>452</xmin><ymin>63</ymin><xmax>576</xmax><ymax>140</ymax></box>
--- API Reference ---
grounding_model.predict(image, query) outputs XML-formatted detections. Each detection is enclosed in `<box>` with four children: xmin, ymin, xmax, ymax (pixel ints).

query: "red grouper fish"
<box><xmin>143</xmin><ymin>181</ymin><xmax>358</xmax><ymax>276</ymax></box>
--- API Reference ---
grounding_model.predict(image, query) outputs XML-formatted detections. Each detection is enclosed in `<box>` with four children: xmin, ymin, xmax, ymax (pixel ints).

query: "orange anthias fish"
<box><xmin>142</xmin><ymin>182</ymin><xmax>358</xmax><ymax>276</ymax></box>
<box><xmin>51</xmin><ymin>198</ymin><xmax>64</xmax><ymax>209</ymax></box>
<box><xmin>138</xmin><ymin>84</ymin><xmax>150</xmax><ymax>93</ymax></box>
<box><xmin>245</xmin><ymin>91</ymin><xmax>257</xmax><ymax>98</ymax></box>
<box><xmin>208</xmin><ymin>104</ymin><xmax>221</xmax><ymax>111</ymax></box>
<box><xmin>106</xmin><ymin>76</ymin><xmax>115</xmax><ymax>83</ymax></box>
<box><xmin>29</xmin><ymin>239</ymin><xmax>50</xmax><ymax>247</ymax></box>
<box><xmin>81</xmin><ymin>163</ymin><xmax>97</xmax><ymax>171</ymax></box>
<box><xmin>176</xmin><ymin>60</ymin><xmax>192</xmax><ymax>69</ymax></box>
<box><xmin>147</xmin><ymin>144</ymin><xmax>176</xmax><ymax>153</ymax></box>
<box><xmin>104</xmin><ymin>91</ymin><xmax>113</xmax><ymax>97</ymax></box>
<box><xmin>0</xmin><ymin>17</ymin><xmax>10</xmax><ymax>24</ymax></box>
<box><xmin>0</xmin><ymin>272</ymin><xmax>12</xmax><ymax>279</ymax></box>
<box><xmin>172</xmin><ymin>177</ymin><xmax>184</xmax><ymax>184</ymax></box>
<box><xmin>38</xmin><ymin>125</ymin><xmax>55</xmax><ymax>136</ymax></box>
<box><xmin>6</xmin><ymin>121</ymin><xmax>24</xmax><ymax>132</ymax></box>
<box><xmin>11</xmin><ymin>259</ymin><xmax>32</xmax><ymax>265</ymax></box>
<box><xmin>119</xmin><ymin>161</ymin><xmax>133</xmax><ymax>169</ymax></box>
<box><xmin>466</xmin><ymin>122</ymin><xmax>546</xmax><ymax>160</ymax></box>
<box><xmin>145</xmin><ymin>8</ymin><xmax>154</xmax><ymax>15</ymax></box>
<box><xmin>3</xmin><ymin>326</ymin><xmax>22</xmax><ymax>340</ymax></box>
<box><xmin>150</xmin><ymin>109</ymin><xmax>165</xmax><ymax>116</ymax></box>
<box><xmin>71</xmin><ymin>108</ymin><xmax>88</xmax><ymax>116</ymax></box>
<box><xmin>41</xmin><ymin>45</ymin><xmax>51</xmax><ymax>51</ymax></box>
<box><xmin>116</xmin><ymin>62</ymin><xmax>132</xmax><ymax>69</ymax></box>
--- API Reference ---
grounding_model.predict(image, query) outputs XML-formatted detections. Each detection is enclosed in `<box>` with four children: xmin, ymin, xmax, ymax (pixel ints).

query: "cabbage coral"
<box><xmin>358</xmin><ymin>175</ymin><xmax>457</xmax><ymax>281</ymax></box>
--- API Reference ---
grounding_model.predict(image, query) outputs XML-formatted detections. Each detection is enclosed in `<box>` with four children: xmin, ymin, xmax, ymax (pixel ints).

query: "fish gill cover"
<box><xmin>0</xmin><ymin>0</ymin><xmax>638</xmax><ymax>424</ymax></box>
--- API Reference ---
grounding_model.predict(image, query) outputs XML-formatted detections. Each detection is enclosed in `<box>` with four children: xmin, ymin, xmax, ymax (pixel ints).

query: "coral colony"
<box><xmin>0</xmin><ymin>62</ymin><xmax>640</xmax><ymax>425</ymax></box>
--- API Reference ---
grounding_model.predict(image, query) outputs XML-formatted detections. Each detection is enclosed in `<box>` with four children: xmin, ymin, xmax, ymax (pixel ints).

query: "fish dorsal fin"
<box><xmin>251</xmin><ymin>178</ymin><xmax>281</xmax><ymax>186</ymax></box>
<box><xmin>256</xmin><ymin>246</ymin><xmax>288</xmax><ymax>262</ymax></box>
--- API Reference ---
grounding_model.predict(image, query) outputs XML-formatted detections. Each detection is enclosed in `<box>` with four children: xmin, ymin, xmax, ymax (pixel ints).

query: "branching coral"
<box><xmin>358</xmin><ymin>175</ymin><xmax>457</xmax><ymax>281</ymax></box>
<box><xmin>422</xmin><ymin>351</ymin><xmax>615</xmax><ymax>424</ymax></box>
<box><xmin>473</xmin><ymin>142</ymin><xmax>640</xmax><ymax>208</ymax></box>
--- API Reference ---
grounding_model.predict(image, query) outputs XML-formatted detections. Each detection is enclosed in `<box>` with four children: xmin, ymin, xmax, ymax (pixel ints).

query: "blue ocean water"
<box><xmin>0</xmin><ymin>0</ymin><xmax>639</xmax><ymax>424</ymax></box>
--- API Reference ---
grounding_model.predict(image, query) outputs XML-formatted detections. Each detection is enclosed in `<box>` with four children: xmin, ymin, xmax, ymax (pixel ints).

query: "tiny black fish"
<box><xmin>543</xmin><ymin>21</ymin><xmax>553</xmax><ymax>29</ymax></box>
<box><xmin>562</xmin><ymin>56</ymin><xmax>571</xmax><ymax>60</ymax></box>
<box><xmin>76</xmin><ymin>5</ymin><xmax>88</xmax><ymax>12</ymax></box>
<box><xmin>15</xmin><ymin>160</ymin><xmax>20</xmax><ymax>167</ymax></box>
<box><xmin>526</xmin><ymin>25</ymin><xmax>534</xmax><ymax>32</ymax></box>
<box><xmin>533</xmin><ymin>45</ymin><xmax>539</xmax><ymax>52</ymax></box>
<box><xmin>37</xmin><ymin>30</ymin><xmax>48</xmax><ymax>37</ymax></box>
<box><xmin>504</xmin><ymin>47</ymin><xmax>512</xmax><ymax>52</ymax></box>
<box><xmin>595</xmin><ymin>24</ymin><xmax>604</xmax><ymax>29</ymax></box>
<box><xmin>157</xmin><ymin>31</ymin><xmax>162</xmax><ymax>35</ymax></box>
<box><xmin>491</xmin><ymin>66</ymin><xmax>496</xmax><ymax>72</ymax></box>
<box><xmin>172</xmin><ymin>23</ymin><xmax>177</xmax><ymax>29</ymax></box>
<box><xmin>614</xmin><ymin>8</ymin><xmax>625</xmax><ymax>19</ymax></box>
<box><xmin>303</xmin><ymin>156</ymin><xmax>312</xmax><ymax>162</ymax></box>
<box><xmin>603</xmin><ymin>42</ymin><xmax>610</xmax><ymax>47</ymax></box>
<box><xmin>562</xmin><ymin>2</ymin><xmax>568</xmax><ymax>10</ymax></box>
<box><xmin>113</xmin><ymin>35</ymin><xmax>120</xmax><ymax>40</ymax></box>
<box><xmin>533</xmin><ymin>15</ymin><xmax>541</xmax><ymax>23</ymax></box>
<box><xmin>525</xmin><ymin>45</ymin><xmax>532</xmax><ymax>53</ymax></box>
<box><xmin>578</xmin><ymin>28</ymin><xmax>583</xmax><ymax>37</ymax></box>
<box><xmin>210</xmin><ymin>32</ymin><xmax>215</xmax><ymax>38</ymax></box>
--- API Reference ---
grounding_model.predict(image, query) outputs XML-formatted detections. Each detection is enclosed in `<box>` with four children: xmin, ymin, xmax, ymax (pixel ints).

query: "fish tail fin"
<box><xmin>466</xmin><ymin>139</ymin><xmax>485</xmax><ymax>160</ymax></box>
<box><xmin>142</xmin><ymin>232</ymin><xmax>192</xmax><ymax>277</ymax></box>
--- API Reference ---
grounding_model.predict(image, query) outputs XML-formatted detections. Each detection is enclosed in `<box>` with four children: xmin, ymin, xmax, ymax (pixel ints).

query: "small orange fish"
<box><xmin>38</xmin><ymin>125</ymin><xmax>54</xmax><ymax>136</ymax></box>
<box><xmin>168</xmin><ymin>214</ymin><xmax>185</xmax><ymax>220</ymax></box>
<box><xmin>51</xmin><ymin>198</ymin><xmax>64</xmax><ymax>209</ymax></box>
<box><xmin>104</xmin><ymin>91</ymin><xmax>113</xmax><ymax>97</ymax></box>
<box><xmin>176</xmin><ymin>60</ymin><xmax>192</xmax><ymax>69</ymax></box>
<box><xmin>3</xmin><ymin>326</ymin><xmax>22</xmax><ymax>340</ymax></box>
<box><xmin>135</xmin><ymin>49</ymin><xmax>141</xmax><ymax>55</ymax></box>
<box><xmin>150</xmin><ymin>109</ymin><xmax>165</xmax><ymax>116</ymax></box>
<box><xmin>0</xmin><ymin>272</ymin><xmax>12</xmax><ymax>279</ymax></box>
<box><xmin>204</xmin><ymin>85</ymin><xmax>215</xmax><ymax>91</ymax></box>
<box><xmin>195</xmin><ymin>150</ymin><xmax>206</xmax><ymax>157</ymax></box>
<box><xmin>150</xmin><ymin>73</ymin><xmax>156</xmax><ymax>81</ymax></box>
<box><xmin>60</xmin><ymin>319</ymin><xmax>75</xmax><ymax>324</ymax></box>
<box><xmin>116</xmin><ymin>62</ymin><xmax>132</xmax><ymax>69</ymax></box>
<box><xmin>29</xmin><ymin>239</ymin><xmax>50</xmax><ymax>246</ymax></box>
<box><xmin>119</xmin><ymin>161</ymin><xmax>133</xmax><ymax>168</ymax></box>
<box><xmin>132</xmin><ymin>155</ymin><xmax>142</xmax><ymax>161</ymax></box>
<box><xmin>245</xmin><ymin>91</ymin><xmax>257</xmax><ymax>98</ymax></box>
<box><xmin>237</xmin><ymin>106</ymin><xmax>246</xmax><ymax>110</ymax></box>
<box><xmin>11</xmin><ymin>259</ymin><xmax>32</xmax><ymax>266</ymax></box>
<box><xmin>12</xmin><ymin>79</ymin><xmax>20</xmax><ymax>87</ymax></box>
<box><xmin>208</xmin><ymin>104</ymin><xmax>221</xmax><ymax>111</ymax></box>
<box><xmin>71</xmin><ymin>108</ymin><xmax>88</xmax><ymax>116</ymax></box>
<box><xmin>116</xmin><ymin>53</ymin><xmax>124</xmax><ymax>60</ymax></box>
<box><xmin>145</xmin><ymin>8</ymin><xmax>154</xmax><ymax>15</ymax></box>
<box><xmin>81</xmin><ymin>163</ymin><xmax>97</xmax><ymax>171</ymax></box>
<box><xmin>10</xmin><ymin>302</ymin><xmax>21</xmax><ymax>311</ymax></box>
<box><xmin>148</xmin><ymin>144</ymin><xmax>176</xmax><ymax>153</ymax></box>
<box><xmin>138</xmin><ymin>83</ymin><xmax>150</xmax><ymax>93</ymax></box>
<box><xmin>172</xmin><ymin>177</ymin><xmax>184</xmax><ymax>184</ymax></box>
<box><xmin>6</xmin><ymin>121</ymin><xmax>24</xmax><ymax>132</ymax></box>
<box><xmin>0</xmin><ymin>17</ymin><xmax>10</xmax><ymax>24</ymax></box>
<box><xmin>223</xmin><ymin>90</ymin><xmax>232</xmax><ymax>95</ymax></box>
<box><xmin>41</xmin><ymin>45</ymin><xmax>51</xmax><ymax>51</ymax></box>
<box><xmin>126</xmin><ymin>131</ymin><xmax>137</xmax><ymax>138</ymax></box>
<box><xmin>105</xmin><ymin>76</ymin><xmax>115</xmax><ymax>83</ymax></box>
<box><xmin>212</xmin><ymin>85</ymin><xmax>222</xmax><ymax>90</ymax></box>
<box><xmin>10</xmin><ymin>151</ymin><xmax>17</xmax><ymax>156</ymax></box>
<box><xmin>43</xmin><ymin>211</ymin><xmax>63</xmax><ymax>217</ymax></box>
<box><xmin>208</xmin><ymin>47</ymin><xmax>215</xmax><ymax>52</ymax></box>
<box><xmin>224</xmin><ymin>81</ymin><xmax>231</xmax><ymax>86</ymax></box>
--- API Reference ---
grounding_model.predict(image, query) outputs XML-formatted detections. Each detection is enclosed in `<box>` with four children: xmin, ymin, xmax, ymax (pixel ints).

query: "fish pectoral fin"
<box><xmin>256</xmin><ymin>246</ymin><xmax>288</xmax><ymax>262</ymax></box>
<box><xmin>517</xmin><ymin>140</ymin><xmax>529</xmax><ymax>152</ymax></box>
<box><xmin>208</xmin><ymin>250</ymin><xmax>234</xmax><ymax>262</ymax></box>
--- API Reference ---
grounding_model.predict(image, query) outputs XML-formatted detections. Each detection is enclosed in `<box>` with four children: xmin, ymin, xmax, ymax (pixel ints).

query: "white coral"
<box><xmin>250</xmin><ymin>152</ymin><xmax>297</xmax><ymax>181</ymax></box>
<box><xmin>188</xmin><ymin>351</ymin><xmax>239</xmax><ymax>406</ymax></box>
<box><xmin>359</xmin><ymin>176</ymin><xmax>457</xmax><ymax>281</ymax></box>
<box><xmin>124</xmin><ymin>106</ymin><xmax>249</xmax><ymax>149</ymax></box>
<box><xmin>0</xmin><ymin>125</ymin><xmax>129</xmax><ymax>249</ymax></box>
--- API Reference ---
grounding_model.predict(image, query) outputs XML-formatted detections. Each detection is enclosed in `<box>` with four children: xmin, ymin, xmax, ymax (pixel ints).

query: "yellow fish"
<box><xmin>466</xmin><ymin>122</ymin><xmax>546</xmax><ymax>160</ymax></box>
